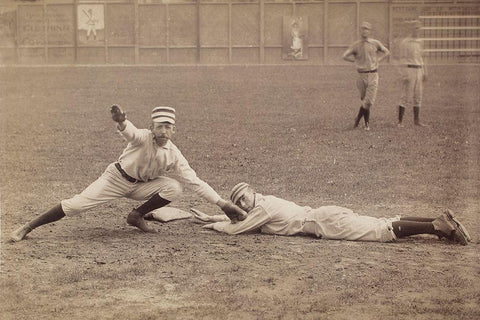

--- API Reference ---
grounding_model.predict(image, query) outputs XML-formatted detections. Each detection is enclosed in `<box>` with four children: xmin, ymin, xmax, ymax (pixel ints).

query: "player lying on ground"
<box><xmin>192</xmin><ymin>182</ymin><xmax>471</xmax><ymax>245</ymax></box>
<box><xmin>10</xmin><ymin>105</ymin><xmax>246</xmax><ymax>242</ymax></box>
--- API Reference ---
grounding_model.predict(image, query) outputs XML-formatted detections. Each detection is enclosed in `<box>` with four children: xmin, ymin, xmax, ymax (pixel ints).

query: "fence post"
<box><xmin>260</xmin><ymin>0</ymin><xmax>264</xmax><ymax>64</ymax></box>
<box><xmin>324</xmin><ymin>0</ymin><xmax>328</xmax><ymax>65</ymax></box>
<box><xmin>196</xmin><ymin>0</ymin><xmax>200</xmax><ymax>64</ymax></box>
<box><xmin>229</xmin><ymin>1</ymin><xmax>232</xmax><ymax>64</ymax></box>
<box><xmin>134</xmin><ymin>0</ymin><xmax>139</xmax><ymax>64</ymax></box>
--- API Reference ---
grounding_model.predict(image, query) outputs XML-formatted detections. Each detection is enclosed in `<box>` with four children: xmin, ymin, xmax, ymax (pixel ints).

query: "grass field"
<box><xmin>1</xmin><ymin>65</ymin><xmax>479</xmax><ymax>320</ymax></box>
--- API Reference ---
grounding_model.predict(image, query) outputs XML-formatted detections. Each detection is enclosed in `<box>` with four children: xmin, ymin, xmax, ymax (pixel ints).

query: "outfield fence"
<box><xmin>0</xmin><ymin>0</ymin><xmax>479</xmax><ymax>65</ymax></box>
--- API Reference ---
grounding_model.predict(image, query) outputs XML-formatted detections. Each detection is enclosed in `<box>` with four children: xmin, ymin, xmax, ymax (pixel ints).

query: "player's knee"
<box><xmin>162</xmin><ymin>180</ymin><xmax>183</xmax><ymax>200</ymax></box>
<box><xmin>60</xmin><ymin>197</ymin><xmax>88</xmax><ymax>216</ymax></box>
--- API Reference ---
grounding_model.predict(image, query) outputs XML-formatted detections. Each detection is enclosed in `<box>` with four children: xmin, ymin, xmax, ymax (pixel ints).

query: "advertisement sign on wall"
<box><xmin>77</xmin><ymin>4</ymin><xmax>104</xmax><ymax>45</ymax></box>
<box><xmin>282</xmin><ymin>16</ymin><xmax>308</xmax><ymax>60</ymax></box>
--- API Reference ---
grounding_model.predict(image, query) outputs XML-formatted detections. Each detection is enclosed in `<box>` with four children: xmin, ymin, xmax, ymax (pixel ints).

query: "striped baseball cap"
<box><xmin>151</xmin><ymin>106</ymin><xmax>176</xmax><ymax>124</ymax></box>
<box><xmin>230</xmin><ymin>182</ymin><xmax>250</xmax><ymax>204</ymax></box>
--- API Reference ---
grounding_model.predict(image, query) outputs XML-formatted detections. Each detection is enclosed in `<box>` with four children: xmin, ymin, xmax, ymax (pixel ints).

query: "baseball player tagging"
<box><xmin>10</xmin><ymin>105</ymin><xmax>246</xmax><ymax>241</ymax></box>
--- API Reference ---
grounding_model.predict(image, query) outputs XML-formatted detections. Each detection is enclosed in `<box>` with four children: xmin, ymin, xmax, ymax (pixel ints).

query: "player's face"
<box><xmin>235</xmin><ymin>189</ymin><xmax>255</xmax><ymax>213</ymax></box>
<box><xmin>412</xmin><ymin>26</ymin><xmax>420</xmax><ymax>38</ymax></box>
<box><xmin>360</xmin><ymin>27</ymin><xmax>370</xmax><ymax>38</ymax></box>
<box><xmin>151</xmin><ymin>122</ymin><xmax>175</xmax><ymax>147</ymax></box>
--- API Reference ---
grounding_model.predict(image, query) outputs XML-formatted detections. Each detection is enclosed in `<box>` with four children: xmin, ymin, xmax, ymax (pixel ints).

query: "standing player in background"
<box><xmin>10</xmin><ymin>105</ymin><xmax>246</xmax><ymax>242</ymax></box>
<box><xmin>343</xmin><ymin>22</ymin><xmax>390</xmax><ymax>131</ymax></box>
<box><xmin>192</xmin><ymin>182</ymin><xmax>471</xmax><ymax>245</ymax></box>
<box><xmin>397</xmin><ymin>20</ymin><xmax>428</xmax><ymax>127</ymax></box>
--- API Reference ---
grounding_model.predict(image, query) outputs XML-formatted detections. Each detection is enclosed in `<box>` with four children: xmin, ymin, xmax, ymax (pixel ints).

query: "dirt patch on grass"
<box><xmin>1</xmin><ymin>65</ymin><xmax>479</xmax><ymax>319</ymax></box>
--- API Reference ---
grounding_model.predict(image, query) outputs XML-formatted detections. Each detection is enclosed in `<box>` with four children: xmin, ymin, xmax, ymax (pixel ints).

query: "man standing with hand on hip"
<box><xmin>11</xmin><ymin>105</ymin><xmax>246</xmax><ymax>241</ymax></box>
<box><xmin>343</xmin><ymin>21</ymin><xmax>390</xmax><ymax>131</ymax></box>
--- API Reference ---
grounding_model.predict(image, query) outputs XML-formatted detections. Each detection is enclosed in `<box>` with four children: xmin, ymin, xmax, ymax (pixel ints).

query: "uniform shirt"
<box><xmin>211</xmin><ymin>193</ymin><xmax>317</xmax><ymax>235</ymax></box>
<box><xmin>344</xmin><ymin>38</ymin><xmax>389</xmax><ymax>72</ymax></box>
<box><xmin>400</xmin><ymin>37</ymin><xmax>424</xmax><ymax>66</ymax></box>
<box><xmin>117</xmin><ymin>120</ymin><xmax>221</xmax><ymax>204</ymax></box>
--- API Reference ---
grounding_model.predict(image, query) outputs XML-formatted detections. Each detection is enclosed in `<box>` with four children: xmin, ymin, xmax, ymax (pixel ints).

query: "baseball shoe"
<box><xmin>364</xmin><ymin>124</ymin><xmax>370</xmax><ymax>131</ymax></box>
<box><xmin>127</xmin><ymin>210</ymin><xmax>156</xmax><ymax>233</ymax></box>
<box><xmin>10</xmin><ymin>224</ymin><xmax>33</xmax><ymax>242</ymax></box>
<box><xmin>397</xmin><ymin>123</ymin><xmax>404</xmax><ymax>128</ymax></box>
<box><xmin>414</xmin><ymin>121</ymin><xmax>429</xmax><ymax>127</ymax></box>
<box><xmin>143</xmin><ymin>212</ymin><xmax>154</xmax><ymax>220</ymax></box>
<box><xmin>444</xmin><ymin>209</ymin><xmax>472</xmax><ymax>243</ymax></box>
<box><xmin>432</xmin><ymin>212</ymin><xmax>469</xmax><ymax>245</ymax></box>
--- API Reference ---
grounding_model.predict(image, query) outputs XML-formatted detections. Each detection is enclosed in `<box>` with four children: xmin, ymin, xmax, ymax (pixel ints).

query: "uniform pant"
<box><xmin>399</xmin><ymin>67</ymin><xmax>423</xmax><ymax>107</ymax></box>
<box><xmin>302</xmin><ymin>206</ymin><xmax>399</xmax><ymax>242</ymax></box>
<box><xmin>61</xmin><ymin>162</ymin><xmax>182</xmax><ymax>216</ymax></box>
<box><xmin>356</xmin><ymin>72</ymin><xmax>379</xmax><ymax>109</ymax></box>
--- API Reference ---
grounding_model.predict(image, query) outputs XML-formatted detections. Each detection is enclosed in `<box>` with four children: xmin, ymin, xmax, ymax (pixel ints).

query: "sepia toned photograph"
<box><xmin>1</xmin><ymin>0</ymin><xmax>479</xmax><ymax>319</ymax></box>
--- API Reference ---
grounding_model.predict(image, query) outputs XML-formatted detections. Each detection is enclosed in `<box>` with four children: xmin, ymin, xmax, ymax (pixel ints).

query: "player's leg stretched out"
<box><xmin>392</xmin><ymin>210</ymin><xmax>470</xmax><ymax>245</ymax></box>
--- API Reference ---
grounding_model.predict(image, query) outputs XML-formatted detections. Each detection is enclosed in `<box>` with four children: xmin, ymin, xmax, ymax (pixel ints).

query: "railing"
<box><xmin>0</xmin><ymin>0</ymin><xmax>479</xmax><ymax>65</ymax></box>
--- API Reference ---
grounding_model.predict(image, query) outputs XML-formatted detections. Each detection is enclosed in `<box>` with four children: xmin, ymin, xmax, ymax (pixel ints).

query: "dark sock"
<box><xmin>414</xmin><ymin>106</ymin><xmax>420</xmax><ymax>124</ymax></box>
<box><xmin>398</xmin><ymin>105</ymin><xmax>405</xmax><ymax>123</ymax></box>
<box><xmin>400</xmin><ymin>216</ymin><xmax>434</xmax><ymax>223</ymax></box>
<box><xmin>364</xmin><ymin>108</ymin><xmax>370</xmax><ymax>125</ymax></box>
<box><xmin>354</xmin><ymin>107</ymin><xmax>365</xmax><ymax>127</ymax></box>
<box><xmin>28</xmin><ymin>203</ymin><xmax>66</xmax><ymax>230</ymax></box>
<box><xmin>135</xmin><ymin>194</ymin><xmax>170</xmax><ymax>216</ymax></box>
<box><xmin>392</xmin><ymin>221</ymin><xmax>436</xmax><ymax>238</ymax></box>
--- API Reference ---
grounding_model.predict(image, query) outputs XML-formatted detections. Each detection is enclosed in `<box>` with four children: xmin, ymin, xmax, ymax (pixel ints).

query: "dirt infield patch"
<box><xmin>1</xmin><ymin>65</ymin><xmax>479</xmax><ymax>319</ymax></box>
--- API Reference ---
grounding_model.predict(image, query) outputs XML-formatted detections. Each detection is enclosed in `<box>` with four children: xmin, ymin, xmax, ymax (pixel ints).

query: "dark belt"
<box><xmin>407</xmin><ymin>64</ymin><xmax>422</xmax><ymax>69</ymax></box>
<box><xmin>115</xmin><ymin>162</ymin><xmax>140</xmax><ymax>183</ymax></box>
<box><xmin>358</xmin><ymin>69</ymin><xmax>377</xmax><ymax>73</ymax></box>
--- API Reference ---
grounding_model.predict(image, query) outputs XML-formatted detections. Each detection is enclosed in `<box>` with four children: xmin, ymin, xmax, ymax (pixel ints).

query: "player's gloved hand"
<box><xmin>219</xmin><ymin>201</ymin><xmax>247</xmax><ymax>223</ymax></box>
<box><xmin>110</xmin><ymin>104</ymin><xmax>127</xmax><ymax>123</ymax></box>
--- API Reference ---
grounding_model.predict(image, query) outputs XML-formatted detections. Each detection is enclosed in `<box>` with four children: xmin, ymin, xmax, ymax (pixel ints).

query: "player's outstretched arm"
<box><xmin>216</xmin><ymin>199</ymin><xmax>248</xmax><ymax>223</ymax></box>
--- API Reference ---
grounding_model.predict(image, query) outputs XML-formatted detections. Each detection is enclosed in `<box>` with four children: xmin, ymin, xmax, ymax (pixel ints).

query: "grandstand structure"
<box><xmin>0</xmin><ymin>0</ymin><xmax>478</xmax><ymax>65</ymax></box>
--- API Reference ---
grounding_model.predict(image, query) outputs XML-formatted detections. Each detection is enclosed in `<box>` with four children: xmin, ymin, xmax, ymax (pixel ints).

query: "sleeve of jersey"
<box><xmin>173</xmin><ymin>150</ymin><xmax>222</xmax><ymax>204</ymax></box>
<box><xmin>343</xmin><ymin>45</ymin><xmax>355</xmax><ymax>57</ymax></box>
<box><xmin>212</xmin><ymin>207</ymin><xmax>271</xmax><ymax>235</ymax></box>
<box><xmin>117</xmin><ymin>120</ymin><xmax>146</xmax><ymax>144</ymax></box>
<box><xmin>377</xmin><ymin>40</ymin><xmax>390</xmax><ymax>54</ymax></box>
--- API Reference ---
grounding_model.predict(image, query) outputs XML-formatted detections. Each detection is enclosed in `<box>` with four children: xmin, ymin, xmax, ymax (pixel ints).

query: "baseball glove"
<box><xmin>110</xmin><ymin>104</ymin><xmax>127</xmax><ymax>123</ymax></box>
<box><xmin>220</xmin><ymin>201</ymin><xmax>247</xmax><ymax>223</ymax></box>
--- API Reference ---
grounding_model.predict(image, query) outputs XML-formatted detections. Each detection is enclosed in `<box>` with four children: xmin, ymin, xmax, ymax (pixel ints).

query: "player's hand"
<box><xmin>191</xmin><ymin>208</ymin><xmax>214</xmax><ymax>222</ymax></box>
<box><xmin>202</xmin><ymin>223</ymin><xmax>215</xmax><ymax>230</ymax></box>
<box><xmin>110</xmin><ymin>104</ymin><xmax>126</xmax><ymax>123</ymax></box>
<box><xmin>219</xmin><ymin>201</ymin><xmax>247</xmax><ymax>223</ymax></box>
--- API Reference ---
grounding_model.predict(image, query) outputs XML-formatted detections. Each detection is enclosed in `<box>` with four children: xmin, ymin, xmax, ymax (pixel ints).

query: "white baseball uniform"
<box><xmin>343</xmin><ymin>38</ymin><xmax>389</xmax><ymax>108</ymax></box>
<box><xmin>61</xmin><ymin>120</ymin><xmax>221</xmax><ymax>216</ymax></box>
<box><xmin>210</xmin><ymin>193</ymin><xmax>399</xmax><ymax>242</ymax></box>
<box><xmin>399</xmin><ymin>36</ymin><xmax>425</xmax><ymax>108</ymax></box>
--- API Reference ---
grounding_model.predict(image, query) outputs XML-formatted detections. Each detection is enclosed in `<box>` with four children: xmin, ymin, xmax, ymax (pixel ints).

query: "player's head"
<box><xmin>360</xmin><ymin>21</ymin><xmax>371</xmax><ymax>38</ymax></box>
<box><xmin>230</xmin><ymin>182</ymin><xmax>256</xmax><ymax>212</ymax></box>
<box><xmin>410</xmin><ymin>20</ymin><xmax>422</xmax><ymax>37</ymax></box>
<box><xmin>150</xmin><ymin>106</ymin><xmax>176</xmax><ymax>147</ymax></box>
